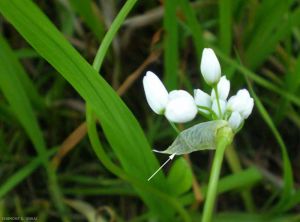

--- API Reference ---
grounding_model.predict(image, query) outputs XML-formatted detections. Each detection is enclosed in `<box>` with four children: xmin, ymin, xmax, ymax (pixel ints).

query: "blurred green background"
<box><xmin>0</xmin><ymin>0</ymin><xmax>300</xmax><ymax>221</ymax></box>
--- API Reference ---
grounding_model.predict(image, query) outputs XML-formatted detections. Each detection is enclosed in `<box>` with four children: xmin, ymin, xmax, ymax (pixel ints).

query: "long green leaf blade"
<box><xmin>246</xmin><ymin>80</ymin><xmax>294</xmax><ymax>207</ymax></box>
<box><xmin>0</xmin><ymin>0</ymin><xmax>173</xmax><ymax>217</ymax></box>
<box><xmin>0</xmin><ymin>35</ymin><xmax>46</xmax><ymax>157</ymax></box>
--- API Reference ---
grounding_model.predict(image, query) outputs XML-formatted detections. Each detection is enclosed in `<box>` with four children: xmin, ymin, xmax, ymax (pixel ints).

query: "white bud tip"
<box><xmin>200</xmin><ymin>48</ymin><xmax>221</xmax><ymax>85</ymax></box>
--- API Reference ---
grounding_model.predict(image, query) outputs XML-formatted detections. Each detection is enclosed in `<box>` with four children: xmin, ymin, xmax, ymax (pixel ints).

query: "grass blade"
<box><xmin>0</xmin><ymin>35</ymin><xmax>68</xmax><ymax>220</ymax></box>
<box><xmin>179</xmin><ymin>0</ymin><xmax>204</xmax><ymax>59</ymax></box>
<box><xmin>0</xmin><ymin>148</ymin><xmax>57</xmax><ymax>198</ymax></box>
<box><xmin>246</xmin><ymin>79</ymin><xmax>294</xmax><ymax>209</ymax></box>
<box><xmin>92</xmin><ymin>0</ymin><xmax>137</xmax><ymax>71</ymax></box>
<box><xmin>0</xmin><ymin>35</ymin><xmax>46</xmax><ymax>159</ymax></box>
<box><xmin>163</xmin><ymin>0</ymin><xmax>179</xmax><ymax>89</ymax></box>
<box><xmin>215</xmin><ymin>49</ymin><xmax>300</xmax><ymax>107</ymax></box>
<box><xmin>245</xmin><ymin>2</ymin><xmax>300</xmax><ymax>69</ymax></box>
<box><xmin>218</xmin><ymin>0</ymin><xmax>233</xmax><ymax>55</ymax></box>
<box><xmin>69</xmin><ymin>0</ymin><xmax>105</xmax><ymax>41</ymax></box>
<box><xmin>274</xmin><ymin>56</ymin><xmax>300</xmax><ymax>123</ymax></box>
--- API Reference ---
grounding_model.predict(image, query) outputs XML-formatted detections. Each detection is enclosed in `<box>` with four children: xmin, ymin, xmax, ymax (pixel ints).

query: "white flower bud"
<box><xmin>227</xmin><ymin>89</ymin><xmax>254</xmax><ymax>119</ymax></box>
<box><xmin>241</xmin><ymin>100</ymin><xmax>254</xmax><ymax>119</ymax></box>
<box><xmin>143</xmin><ymin>71</ymin><xmax>169</xmax><ymax>114</ymax></box>
<box><xmin>200</xmin><ymin>48</ymin><xmax>221</xmax><ymax>85</ymax></box>
<box><xmin>194</xmin><ymin>89</ymin><xmax>211</xmax><ymax>114</ymax></box>
<box><xmin>228</xmin><ymin>111</ymin><xmax>243</xmax><ymax>130</ymax></box>
<box><xmin>212</xmin><ymin>99</ymin><xmax>226</xmax><ymax>118</ymax></box>
<box><xmin>165</xmin><ymin>90</ymin><xmax>197</xmax><ymax>123</ymax></box>
<box><xmin>211</xmin><ymin>76</ymin><xmax>230</xmax><ymax>100</ymax></box>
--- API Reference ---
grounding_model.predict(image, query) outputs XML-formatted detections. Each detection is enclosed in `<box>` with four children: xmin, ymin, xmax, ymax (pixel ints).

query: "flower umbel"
<box><xmin>143</xmin><ymin>48</ymin><xmax>254</xmax><ymax>132</ymax></box>
<box><xmin>197</xmin><ymin>48</ymin><xmax>254</xmax><ymax>131</ymax></box>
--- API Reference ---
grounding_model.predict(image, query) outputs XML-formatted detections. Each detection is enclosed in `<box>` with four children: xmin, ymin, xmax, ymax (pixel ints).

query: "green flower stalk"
<box><xmin>202</xmin><ymin>127</ymin><xmax>233</xmax><ymax>222</ymax></box>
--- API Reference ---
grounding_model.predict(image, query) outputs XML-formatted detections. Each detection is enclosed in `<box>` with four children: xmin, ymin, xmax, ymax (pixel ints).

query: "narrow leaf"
<box><xmin>246</xmin><ymin>79</ymin><xmax>294</xmax><ymax>208</ymax></box>
<box><xmin>164</xmin><ymin>0</ymin><xmax>179</xmax><ymax>89</ymax></box>
<box><xmin>69</xmin><ymin>0</ymin><xmax>105</xmax><ymax>41</ymax></box>
<box><xmin>0</xmin><ymin>35</ymin><xmax>46</xmax><ymax>157</ymax></box>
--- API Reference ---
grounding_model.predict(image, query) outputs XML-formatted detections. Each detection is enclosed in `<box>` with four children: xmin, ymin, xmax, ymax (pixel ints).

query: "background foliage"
<box><xmin>0</xmin><ymin>0</ymin><xmax>299</xmax><ymax>221</ymax></box>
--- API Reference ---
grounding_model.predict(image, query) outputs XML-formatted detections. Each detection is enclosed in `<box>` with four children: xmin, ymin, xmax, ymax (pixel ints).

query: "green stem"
<box><xmin>225</xmin><ymin>145</ymin><xmax>255</xmax><ymax>212</ymax></box>
<box><xmin>213</xmin><ymin>86</ymin><xmax>222</xmax><ymax>119</ymax></box>
<box><xmin>93</xmin><ymin>0</ymin><xmax>137</xmax><ymax>71</ymax></box>
<box><xmin>169</xmin><ymin>121</ymin><xmax>180</xmax><ymax>134</ymax></box>
<box><xmin>202</xmin><ymin>127</ymin><xmax>233</xmax><ymax>222</ymax></box>
<box><xmin>198</xmin><ymin>105</ymin><xmax>218</xmax><ymax>120</ymax></box>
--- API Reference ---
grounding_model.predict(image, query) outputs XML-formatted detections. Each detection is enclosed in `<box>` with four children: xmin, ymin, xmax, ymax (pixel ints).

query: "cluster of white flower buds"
<box><xmin>143</xmin><ymin>48</ymin><xmax>254</xmax><ymax>131</ymax></box>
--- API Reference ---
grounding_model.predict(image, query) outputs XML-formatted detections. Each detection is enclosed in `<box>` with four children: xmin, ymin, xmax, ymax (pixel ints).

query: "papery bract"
<box><xmin>154</xmin><ymin>120</ymin><xmax>228</xmax><ymax>155</ymax></box>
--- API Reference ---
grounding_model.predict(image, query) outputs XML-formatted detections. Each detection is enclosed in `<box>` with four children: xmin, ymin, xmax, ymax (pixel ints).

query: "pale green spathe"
<box><xmin>154</xmin><ymin>120</ymin><xmax>228</xmax><ymax>155</ymax></box>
